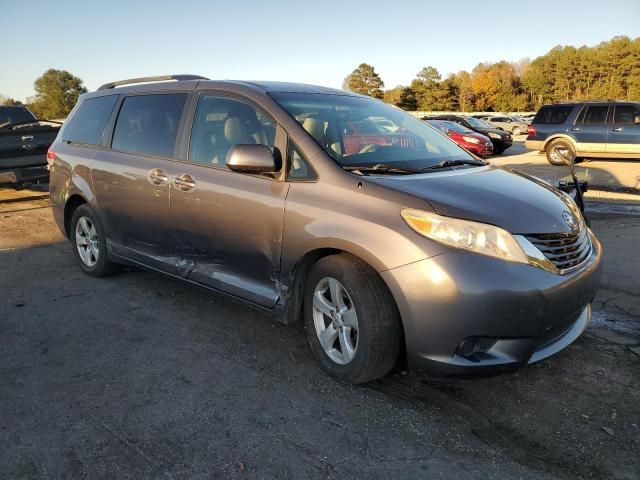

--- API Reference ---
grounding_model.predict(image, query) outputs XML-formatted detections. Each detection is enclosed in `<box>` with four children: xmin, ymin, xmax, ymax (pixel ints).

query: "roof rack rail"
<box><xmin>551</xmin><ymin>99</ymin><xmax>621</xmax><ymax>104</ymax></box>
<box><xmin>97</xmin><ymin>74</ymin><xmax>209</xmax><ymax>91</ymax></box>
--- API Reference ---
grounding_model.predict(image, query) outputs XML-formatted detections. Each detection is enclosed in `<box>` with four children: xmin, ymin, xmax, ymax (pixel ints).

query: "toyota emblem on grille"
<box><xmin>562</xmin><ymin>211</ymin><xmax>577</xmax><ymax>230</ymax></box>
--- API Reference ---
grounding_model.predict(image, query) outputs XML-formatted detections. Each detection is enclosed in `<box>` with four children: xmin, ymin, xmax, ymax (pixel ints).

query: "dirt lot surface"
<box><xmin>490</xmin><ymin>137</ymin><xmax>640</xmax><ymax>193</ymax></box>
<box><xmin>1</xmin><ymin>189</ymin><xmax>639</xmax><ymax>479</ymax></box>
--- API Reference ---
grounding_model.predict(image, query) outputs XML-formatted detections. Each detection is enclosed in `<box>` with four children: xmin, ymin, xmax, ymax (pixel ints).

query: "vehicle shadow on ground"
<box><xmin>496</xmin><ymin>161</ymin><xmax>638</xmax><ymax>191</ymax></box>
<box><xmin>2</xmin><ymin>241</ymin><xmax>639</xmax><ymax>479</ymax></box>
<box><xmin>489</xmin><ymin>141</ymin><xmax>640</xmax><ymax>191</ymax></box>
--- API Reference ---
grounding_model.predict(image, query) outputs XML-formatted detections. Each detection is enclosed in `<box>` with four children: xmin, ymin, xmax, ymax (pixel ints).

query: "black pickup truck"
<box><xmin>0</xmin><ymin>106</ymin><xmax>61</xmax><ymax>186</ymax></box>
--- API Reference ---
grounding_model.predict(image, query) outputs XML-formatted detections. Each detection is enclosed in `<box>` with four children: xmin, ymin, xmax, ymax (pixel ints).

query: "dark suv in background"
<box><xmin>425</xmin><ymin>114</ymin><xmax>512</xmax><ymax>154</ymax></box>
<box><xmin>48</xmin><ymin>75</ymin><xmax>601</xmax><ymax>384</ymax></box>
<box><xmin>0</xmin><ymin>106</ymin><xmax>61</xmax><ymax>186</ymax></box>
<box><xmin>526</xmin><ymin>101</ymin><xmax>640</xmax><ymax>165</ymax></box>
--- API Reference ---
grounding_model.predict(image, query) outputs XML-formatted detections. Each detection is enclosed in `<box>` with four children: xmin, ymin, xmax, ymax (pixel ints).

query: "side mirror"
<box><xmin>226</xmin><ymin>144</ymin><xmax>276</xmax><ymax>174</ymax></box>
<box><xmin>634</xmin><ymin>115</ymin><xmax>640</xmax><ymax>125</ymax></box>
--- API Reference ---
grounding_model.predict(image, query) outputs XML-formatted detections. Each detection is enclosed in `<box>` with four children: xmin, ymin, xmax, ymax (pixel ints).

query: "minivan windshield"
<box><xmin>270</xmin><ymin>93</ymin><xmax>481</xmax><ymax>172</ymax></box>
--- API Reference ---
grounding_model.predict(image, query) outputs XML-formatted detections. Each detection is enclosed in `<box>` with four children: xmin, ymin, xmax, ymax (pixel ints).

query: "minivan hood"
<box><xmin>366</xmin><ymin>165</ymin><xmax>577</xmax><ymax>234</ymax></box>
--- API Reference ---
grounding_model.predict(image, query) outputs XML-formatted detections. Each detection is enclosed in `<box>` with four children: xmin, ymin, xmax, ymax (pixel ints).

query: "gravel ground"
<box><xmin>1</xmin><ymin>193</ymin><xmax>639</xmax><ymax>479</ymax></box>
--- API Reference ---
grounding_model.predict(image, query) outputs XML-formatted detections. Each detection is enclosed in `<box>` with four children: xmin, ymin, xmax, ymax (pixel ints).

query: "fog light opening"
<box><xmin>457</xmin><ymin>337</ymin><xmax>497</xmax><ymax>357</ymax></box>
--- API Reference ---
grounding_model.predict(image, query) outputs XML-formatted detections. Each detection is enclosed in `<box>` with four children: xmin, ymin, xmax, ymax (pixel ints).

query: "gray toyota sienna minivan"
<box><xmin>49</xmin><ymin>75</ymin><xmax>602</xmax><ymax>384</ymax></box>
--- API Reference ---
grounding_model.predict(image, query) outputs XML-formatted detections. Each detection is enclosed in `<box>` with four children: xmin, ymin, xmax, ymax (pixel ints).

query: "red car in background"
<box><xmin>425</xmin><ymin>119</ymin><xmax>493</xmax><ymax>157</ymax></box>
<box><xmin>342</xmin><ymin>119</ymin><xmax>416</xmax><ymax>155</ymax></box>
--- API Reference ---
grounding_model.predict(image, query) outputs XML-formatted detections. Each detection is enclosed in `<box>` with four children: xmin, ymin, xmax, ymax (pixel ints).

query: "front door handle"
<box><xmin>148</xmin><ymin>168</ymin><xmax>168</xmax><ymax>185</ymax></box>
<box><xmin>611</xmin><ymin>127</ymin><xmax>623</xmax><ymax>132</ymax></box>
<box><xmin>174</xmin><ymin>174</ymin><xmax>196</xmax><ymax>192</ymax></box>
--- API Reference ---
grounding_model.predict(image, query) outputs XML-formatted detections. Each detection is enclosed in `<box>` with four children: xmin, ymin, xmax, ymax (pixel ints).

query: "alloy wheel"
<box><xmin>549</xmin><ymin>144</ymin><xmax>571</xmax><ymax>163</ymax></box>
<box><xmin>75</xmin><ymin>216</ymin><xmax>99</xmax><ymax>267</ymax></box>
<box><xmin>312</xmin><ymin>277</ymin><xmax>359</xmax><ymax>365</ymax></box>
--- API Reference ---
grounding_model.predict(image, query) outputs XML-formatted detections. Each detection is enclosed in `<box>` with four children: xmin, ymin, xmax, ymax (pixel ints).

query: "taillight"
<box><xmin>527</xmin><ymin>125</ymin><xmax>536</xmax><ymax>137</ymax></box>
<box><xmin>46</xmin><ymin>149</ymin><xmax>56</xmax><ymax>166</ymax></box>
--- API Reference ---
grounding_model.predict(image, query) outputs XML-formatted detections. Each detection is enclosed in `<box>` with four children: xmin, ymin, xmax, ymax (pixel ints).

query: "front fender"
<box><xmin>543</xmin><ymin>133</ymin><xmax>578</xmax><ymax>151</ymax></box>
<box><xmin>280</xmin><ymin>182</ymin><xmax>444</xmax><ymax>278</ymax></box>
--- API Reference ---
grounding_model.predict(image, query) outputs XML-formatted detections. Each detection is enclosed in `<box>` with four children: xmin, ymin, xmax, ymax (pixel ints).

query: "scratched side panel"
<box><xmin>168</xmin><ymin>163</ymin><xmax>289</xmax><ymax>308</ymax></box>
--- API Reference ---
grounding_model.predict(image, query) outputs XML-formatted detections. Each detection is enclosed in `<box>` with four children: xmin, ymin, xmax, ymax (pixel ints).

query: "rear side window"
<box><xmin>580</xmin><ymin>106</ymin><xmax>609</xmax><ymax>125</ymax></box>
<box><xmin>533</xmin><ymin>106</ymin><xmax>574</xmax><ymax>125</ymax></box>
<box><xmin>613</xmin><ymin>105</ymin><xmax>640</xmax><ymax>124</ymax></box>
<box><xmin>112</xmin><ymin>94</ymin><xmax>186</xmax><ymax>157</ymax></box>
<box><xmin>62</xmin><ymin>95</ymin><xmax>118</xmax><ymax>145</ymax></box>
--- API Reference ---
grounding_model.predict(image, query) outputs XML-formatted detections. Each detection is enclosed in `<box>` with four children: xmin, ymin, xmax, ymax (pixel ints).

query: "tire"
<box><xmin>71</xmin><ymin>204</ymin><xmax>120</xmax><ymax>277</ymax></box>
<box><xmin>512</xmin><ymin>126</ymin><xmax>522</xmax><ymax>136</ymax></box>
<box><xmin>545</xmin><ymin>139</ymin><xmax>575</xmax><ymax>166</ymax></box>
<box><xmin>303</xmin><ymin>253</ymin><xmax>401</xmax><ymax>384</ymax></box>
<box><xmin>493</xmin><ymin>147</ymin><xmax>505</xmax><ymax>155</ymax></box>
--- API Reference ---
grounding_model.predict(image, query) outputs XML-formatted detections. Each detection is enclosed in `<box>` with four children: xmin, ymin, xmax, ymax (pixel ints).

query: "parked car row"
<box><xmin>422</xmin><ymin>114</ymin><xmax>513</xmax><ymax>154</ymax></box>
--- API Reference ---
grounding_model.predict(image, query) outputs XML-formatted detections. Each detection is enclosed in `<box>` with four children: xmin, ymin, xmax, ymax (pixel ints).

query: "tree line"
<box><xmin>3</xmin><ymin>36</ymin><xmax>637</xmax><ymax>119</ymax></box>
<box><xmin>343</xmin><ymin>36</ymin><xmax>640</xmax><ymax>112</ymax></box>
<box><xmin>1</xmin><ymin>69</ymin><xmax>86</xmax><ymax>120</ymax></box>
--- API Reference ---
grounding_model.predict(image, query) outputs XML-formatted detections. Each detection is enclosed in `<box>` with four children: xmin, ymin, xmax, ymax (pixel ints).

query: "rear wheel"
<box><xmin>304</xmin><ymin>253</ymin><xmax>401</xmax><ymax>384</ymax></box>
<box><xmin>545</xmin><ymin>139</ymin><xmax>575</xmax><ymax>166</ymax></box>
<box><xmin>71</xmin><ymin>204</ymin><xmax>120</xmax><ymax>277</ymax></box>
<box><xmin>512</xmin><ymin>126</ymin><xmax>522</xmax><ymax>136</ymax></box>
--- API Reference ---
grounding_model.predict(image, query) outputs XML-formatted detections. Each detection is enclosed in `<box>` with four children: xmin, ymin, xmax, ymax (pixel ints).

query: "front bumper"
<box><xmin>465</xmin><ymin>143</ymin><xmax>493</xmax><ymax>157</ymax></box>
<box><xmin>490</xmin><ymin>138</ymin><xmax>512</xmax><ymax>151</ymax></box>
<box><xmin>381</xmin><ymin>231</ymin><xmax>602</xmax><ymax>376</ymax></box>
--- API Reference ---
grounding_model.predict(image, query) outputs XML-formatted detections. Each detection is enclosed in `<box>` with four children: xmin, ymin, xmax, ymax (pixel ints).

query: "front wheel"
<box><xmin>304</xmin><ymin>253</ymin><xmax>402</xmax><ymax>384</ymax></box>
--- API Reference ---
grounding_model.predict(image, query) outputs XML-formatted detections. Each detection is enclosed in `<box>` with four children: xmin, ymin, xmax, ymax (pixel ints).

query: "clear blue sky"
<box><xmin>1</xmin><ymin>0</ymin><xmax>639</xmax><ymax>101</ymax></box>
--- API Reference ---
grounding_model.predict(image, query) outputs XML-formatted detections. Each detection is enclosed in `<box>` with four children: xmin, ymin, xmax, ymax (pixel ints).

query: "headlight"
<box><xmin>401</xmin><ymin>209</ymin><xmax>528</xmax><ymax>264</ymax></box>
<box><xmin>488</xmin><ymin>132</ymin><xmax>501</xmax><ymax>139</ymax></box>
<box><xmin>462</xmin><ymin>136</ymin><xmax>480</xmax><ymax>144</ymax></box>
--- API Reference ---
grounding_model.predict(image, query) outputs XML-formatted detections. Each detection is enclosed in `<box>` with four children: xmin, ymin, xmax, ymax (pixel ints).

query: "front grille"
<box><xmin>525</xmin><ymin>228</ymin><xmax>592</xmax><ymax>272</ymax></box>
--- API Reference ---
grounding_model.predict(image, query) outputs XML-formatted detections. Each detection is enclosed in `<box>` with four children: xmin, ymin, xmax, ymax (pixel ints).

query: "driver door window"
<box><xmin>189</xmin><ymin>96</ymin><xmax>276</xmax><ymax>166</ymax></box>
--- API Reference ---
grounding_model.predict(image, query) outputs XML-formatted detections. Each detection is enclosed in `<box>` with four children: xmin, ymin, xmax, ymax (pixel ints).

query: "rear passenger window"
<box><xmin>533</xmin><ymin>106</ymin><xmax>574</xmax><ymax>125</ymax></box>
<box><xmin>189</xmin><ymin>95</ymin><xmax>276</xmax><ymax>166</ymax></box>
<box><xmin>613</xmin><ymin>105</ymin><xmax>639</xmax><ymax>124</ymax></box>
<box><xmin>62</xmin><ymin>95</ymin><xmax>118</xmax><ymax>145</ymax></box>
<box><xmin>581</xmin><ymin>106</ymin><xmax>609</xmax><ymax>125</ymax></box>
<box><xmin>111</xmin><ymin>94</ymin><xmax>186</xmax><ymax>157</ymax></box>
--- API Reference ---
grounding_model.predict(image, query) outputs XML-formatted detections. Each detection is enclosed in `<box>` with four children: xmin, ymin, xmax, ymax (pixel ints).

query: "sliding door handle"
<box><xmin>174</xmin><ymin>174</ymin><xmax>196</xmax><ymax>192</ymax></box>
<box><xmin>148</xmin><ymin>168</ymin><xmax>168</xmax><ymax>185</ymax></box>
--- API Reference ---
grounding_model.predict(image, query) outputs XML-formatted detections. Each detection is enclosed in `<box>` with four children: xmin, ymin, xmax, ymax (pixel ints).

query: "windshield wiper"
<box><xmin>342</xmin><ymin>164</ymin><xmax>424</xmax><ymax>175</ymax></box>
<box><xmin>420</xmin><ymin>159</ymin><xmax>485</xmax><ymax>171</ymax></box>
